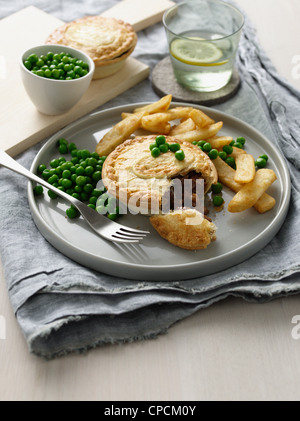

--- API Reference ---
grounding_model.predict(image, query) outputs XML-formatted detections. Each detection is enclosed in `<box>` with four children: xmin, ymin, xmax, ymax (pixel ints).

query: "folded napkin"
<box><xmin>1</xmin><ymin>0</ymin><xmax>300</xmax><ymax>359</ymax></box>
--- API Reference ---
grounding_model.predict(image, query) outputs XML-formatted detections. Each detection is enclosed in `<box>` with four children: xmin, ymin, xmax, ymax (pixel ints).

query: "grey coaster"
<box><xmin>152</xmin><ymin>56</ymin><xmax>241</xmax><ymax>106</ymax></box>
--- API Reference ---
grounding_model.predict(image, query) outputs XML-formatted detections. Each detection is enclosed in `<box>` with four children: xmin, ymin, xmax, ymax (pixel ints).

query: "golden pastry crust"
<box><xmin>102</xmin><ymin>135</ymin><xmax>218</xmax><ymax>215</ymax></box>
<box><xmin>150</xmin><ymin>209</ymin><xmax>217</xmax><ymax>250</ymax></box>
<box><xmin>45</xmin><ymin>16</ymin><xmax>137</xmax><ymax>67</ymax></box>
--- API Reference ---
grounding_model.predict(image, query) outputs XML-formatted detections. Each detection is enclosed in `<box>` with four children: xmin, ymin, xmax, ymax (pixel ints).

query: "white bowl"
<box><xmin>20</xmin><ymin>44</ymin><xmax>95</xmax><ymax>115</ymax></box>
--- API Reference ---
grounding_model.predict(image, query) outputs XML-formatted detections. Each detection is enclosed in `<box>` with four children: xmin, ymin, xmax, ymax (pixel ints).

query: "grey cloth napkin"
<box><xmin>0</xmin><ymin>0</ymin><xmax>300</xmax><ymax>359</ymax></box>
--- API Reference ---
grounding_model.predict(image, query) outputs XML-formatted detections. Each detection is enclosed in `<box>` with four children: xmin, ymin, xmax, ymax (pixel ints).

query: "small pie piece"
<box><xmin>45</xmin><ymin>16</ymin><xmax>138</xmax><ymax>79</ymax></box>
<box><xmin>150</xmin><ymin>208</ymin><xmax>217</xmax><ymax>250</ymax></box>
<box><xmin>102</xmin><ymin>135</ymin><xmax>218</xmax><ymax>215</ymax></box>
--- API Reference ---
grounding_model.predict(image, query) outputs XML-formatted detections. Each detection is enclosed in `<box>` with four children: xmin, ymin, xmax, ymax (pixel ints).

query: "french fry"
<box><xmin>228</xmin><ymin>169</ymin><xmax>277</xmax><ymax>213</ymax></box>
<box><xmin>213</xmin><ymin>156</ymin><xmax>242</xmax><ymax>192</ymax></box>
<box><xmin>133</xmin><ymin>94</ymin><xmax>172</xmax><ymax>114</ymax></box>
<box><xmin>190</xmin><ymin>108</ymin><xmax>215</xmax><ymax>128</ymax></box>
<box><xmin>169</xmin><ymin>118</ymin><xmax>196</xmax><ymax>135</ymax></box>
<box><xmin>141</xmin><ymin>119</ymin><xmax>171</xmax><ymax>134</ymax></box>
<box><xmin>206</xmin><ymin>135</ymin><xmax>233</xmax><ymax>150</ymax></box>
<box><xmin>229</xmin><ymin>146</ymin><xmax>246</xmax><ymax>158</ymax></box>
<box><xmin>254</xmin><ymin>193</ymin><xmax>276</xmax><ymax>213</ymax></box>
<box><xmin>175</xmin><ymin>122</ymin><xmax>223</xmax><ymax>143</ymax></box>
<box><xmin>213</xmin><ymin>157</ymin><xmax>276</xmax><ymax>213</ymax></box>
<box><xmin>96</xmin><ymin>111</ymin><xmax>146</xmax><ymax>156</ymax></box>
<box><xmin>234</xmin><ymin>153</ymin><xmax>256</xmax><ymax>184</ymax></box>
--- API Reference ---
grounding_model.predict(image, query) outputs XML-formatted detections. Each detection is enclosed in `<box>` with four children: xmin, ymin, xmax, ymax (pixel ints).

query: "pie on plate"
<box><xmin>101</xmin><ymin>134</ymin><xmax>218</xmax><ymax>216</ymax></box>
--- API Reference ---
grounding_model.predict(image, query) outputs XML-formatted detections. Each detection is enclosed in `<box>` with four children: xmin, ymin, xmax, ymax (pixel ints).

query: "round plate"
<box><xmin>28</xmin><ymin>103</ymin><xmax>291</xmax><ymax>281</ymax></box>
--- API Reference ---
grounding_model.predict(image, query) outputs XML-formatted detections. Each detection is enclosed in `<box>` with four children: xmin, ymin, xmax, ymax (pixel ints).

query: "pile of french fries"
<box><xmin>96</xmin><ymin>94</ymin><xmax>277</xmax><ymax>214</ymax></box>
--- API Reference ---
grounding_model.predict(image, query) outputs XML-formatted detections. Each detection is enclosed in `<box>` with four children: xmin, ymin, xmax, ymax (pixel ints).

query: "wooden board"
<box><xmin>0</xmin><ymin>0</ymin><xmax>174</xmax><ymax>157</ymax></box>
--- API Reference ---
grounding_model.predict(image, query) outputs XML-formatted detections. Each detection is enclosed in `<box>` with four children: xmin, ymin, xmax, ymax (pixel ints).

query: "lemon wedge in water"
<box><xmin>170</xmin><ymin>38</ymin><xmax>226</xmax><ymax>66</ymax></box>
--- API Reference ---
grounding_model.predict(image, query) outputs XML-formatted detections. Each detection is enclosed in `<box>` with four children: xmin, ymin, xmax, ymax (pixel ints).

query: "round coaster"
<box><xmin>151</xmin><ymin>56</ymin><xmax>241</xmax><ymax>106</ymax></box>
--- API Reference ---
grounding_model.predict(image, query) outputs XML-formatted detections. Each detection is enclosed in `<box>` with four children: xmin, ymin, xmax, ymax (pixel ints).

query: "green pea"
<box><xmin>197</xmin><ymin>140</ymin><xmax>206</xmax><ymax>148</ymax></box>
<box><xmin>232</xmin><ymin>142</ymin><xmax>243</xmax><ymax>149</ymax></box>
<box><xmin>255</xmin><ymin>157</ymin><xmax>267</xmax><ymax>168</ymax></box>
<box><xmin>259</xmin><ymin>154</ymin><xmax>269</xmax><ymax>162</ymax></box>
<box><xmin>213</xmin><ymin>195</ymin><xmax>224</xmax><ymax>207</ymax></box>
<box><xmin>151</xmin><ymin>147</ymin><xmax>160</xmax><ymax>158</ymax></box>
<box><xmin>62</xmin><ymin>169</ymin><xmax>71</xmax><ymax>179</ymax></box>
<box><xmin>208</xmin><ymin>149</ymin><xmax>218</xmax><ymax>160</ymax></box>
<box><xmin>38</xmin><ymin>164</ymin><xmax>46</xmax><ymax>174</ymax></box>
<box><xmin>175</xmin><ymin>150</ymin><xmax>185</xmax><ymax>161</ymax></box>
<box><xmin>223</xmin><ymin>145</ymin><xmax>233</xmax><ymax>155</ymax></box>
<box><xmin>83</xmin><ymin>184</ymin><xmax>94</xmax><ymax>194</ymax></box>
<box><xmin>84</xmin><ymin>166</ymin><xmax>94</xmax><ymax>176</ymax></box>
<box><xmin>88</xmin><ymin>204</ymin><xmax>96</xmax><ymax>210</ymax></box>
<box><xmin>225</xmin><ymin>156</ymin><xmax>236</xmax><ymax>168</ymax></box>
<box><xmin>76</xmin><ymin>175</ymin><xmax>87</xmax><ymax>186</ymax></box>
<box><xmin>48</xmin><ymin>174</ymin><xmax>59</xmax><ymax>185</ymax></box>
<box><xmin>236</xmin><ymin>136</ymin><xmax>246</xmax><ymax>145</ymax></box>
<box><xmin>61</xmin><ymin>178</ymin><xmax>72</xmax><ymax>189</ymax></box>
<box><xmin>92</xmin><ymin>171</ymin><xmax>102</xmax><ymax>182</ymax></box>
<box><xmin>58</xmin><ymin>143</ymin><xmax>68</xmax><ymax>154</ymax></box>
<box><xmin>33</xmin><ymin>185</ymin><xmax>44</xmax><ymax>196</ymax></box>
<box><xmin>80</xmin><ymin>192</ymin><xmax>89</xmax><ymax>201</ymax></box>
<box><xmin>149</xmin><ymin>143</ymin><xmax>157</xmax><ymax>151</ymax></box>
<box><xmin>211</xmin><ymin>182</ymin><xmax>223</xmax><ymax>194</ymax></box>
<box><xmin>159</xmin><ymin>143</ymin><xmax>169</xmax><ymax>153</ymax></box>
<box><xmin>66</xmin><ymin>207</ymin><xmax>79</xmax><ymax>219</ymax></box>
<box><xmin>48</xmin><ymin>190</ymin><xmax>58</xmax><ymax>199</ymax></box>
<box><xmin>72</xmin><ymin>192</ymin><xmax>81</xmax><ymax>200</ymax></box>
<box><xmin>75</xmin><ymin>166</ymin><xmax>85</xmax><ymax>176</ymax></box>
<box><xmin>218</xmin><ymin>151</ymin><xmax>227</xmax><ymax>160</ymax></box>
<box><xmin>87</xmin><ymin>157</ymin><xmax>98</xmax><ymax>167</ymax></box>
<box><xmin>202</xmin><ymin>142</ymin><xmax>212</xmax><ymax>152</ymax></box>
<box><xmin>89</xmin><ymin>196</ymin><xmax>98</xmax><ymax>205</ymax></box>
<box><xmin>92</xmin><ymin>188</ymin><xmax>105</xmax><ymax>197</ymax></box>
<box><xmin>107</xmin><ymin>213</ymin><xmax>118</xmax><ymax>221</ymax></box>
<box><xmin>24</xmin><ymin>60</ymin><xmax>32</xmax><ymax>70</ymax></box>
<box><xmin>155</xmin><ymin>135</ymin><xmax>166</xmax><ymax>146</ymax></box>
<box><xmin>169</xmin><ymin>143</ymin><xmax>181</xmax><ymax>152</ymax></box>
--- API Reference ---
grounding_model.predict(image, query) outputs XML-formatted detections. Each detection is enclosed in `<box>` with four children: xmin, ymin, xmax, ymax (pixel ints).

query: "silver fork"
<box><xmin>0</xmin><ymin>150</ymin><xmax>149</xmax><ymax>243</ymax></box>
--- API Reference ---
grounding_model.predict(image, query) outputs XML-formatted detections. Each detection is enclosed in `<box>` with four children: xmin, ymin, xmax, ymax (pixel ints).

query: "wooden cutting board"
<box><xmin>0</xmin><ymin>0</ymin><xmax>174</xmax><ymax>157</ymax></box>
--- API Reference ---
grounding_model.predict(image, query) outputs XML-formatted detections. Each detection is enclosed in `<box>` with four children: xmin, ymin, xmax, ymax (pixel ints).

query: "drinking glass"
<box><xmin>163</xmin><ymin>0</ymin><xmax>244</xmax><ymax>92</ymax></box>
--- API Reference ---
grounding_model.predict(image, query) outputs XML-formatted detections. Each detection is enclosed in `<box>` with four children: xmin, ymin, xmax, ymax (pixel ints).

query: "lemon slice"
<box><xmin>170</xmin><ymin>38</ymin><xmax>225</xmax><ymax>66</ymax></box>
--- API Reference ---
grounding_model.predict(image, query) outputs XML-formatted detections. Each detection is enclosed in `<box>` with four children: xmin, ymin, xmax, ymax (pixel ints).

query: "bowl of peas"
<box><xmin>20</xmin><ymin>44</ymin><xmax>95</xmax><ymax>115</ymax></box>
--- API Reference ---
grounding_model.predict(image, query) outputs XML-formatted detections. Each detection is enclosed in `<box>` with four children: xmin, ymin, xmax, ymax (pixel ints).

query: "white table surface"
<box><xmin>1</xmin><ymin>0</ymin><xmax>300</xmax><ymax>401</ymax></box>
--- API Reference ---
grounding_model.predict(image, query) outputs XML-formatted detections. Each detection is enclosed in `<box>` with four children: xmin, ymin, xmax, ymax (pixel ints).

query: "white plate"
<box><xmin>28</xmin><ymin>103</ymin><xmax>291</xmax><ymax>281</ymax></box>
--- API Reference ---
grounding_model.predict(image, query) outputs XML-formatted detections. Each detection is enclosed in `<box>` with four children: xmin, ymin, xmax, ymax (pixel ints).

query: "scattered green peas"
<box><xmin>36</xmin><ymin>139</ymin><xmax>115</xmax><ymax>220</ymax></box>
<box><xmin>24</xmin><ymin>51</ymin><xmax>90</xmax><ymax>80</ymax></box>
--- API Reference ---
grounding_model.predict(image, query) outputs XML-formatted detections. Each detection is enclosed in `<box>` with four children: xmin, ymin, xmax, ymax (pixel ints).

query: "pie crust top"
<box><xmin>101</xmin><ymin>135</ymin><xmax>218</xmax><ymax>214</ymax></box>
<box><xmin>45</xmin><ymin>16</ymin><xmax>138</xmax><ymax>66</ymax></box>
